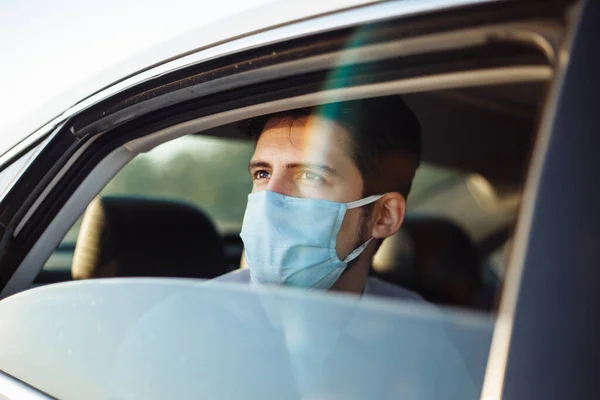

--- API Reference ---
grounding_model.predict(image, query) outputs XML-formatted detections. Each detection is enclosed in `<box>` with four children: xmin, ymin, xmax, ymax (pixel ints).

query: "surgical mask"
<box><xmin>240</xmin><ymin>190</ymin><xmax>384</xmax><ymax>289</ymax></box>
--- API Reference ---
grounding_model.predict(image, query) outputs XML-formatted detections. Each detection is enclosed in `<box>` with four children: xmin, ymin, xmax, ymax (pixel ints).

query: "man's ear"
<box><xmin>370</xmin><ymin>192</ymin><xmax>406</xmax><ymax>239</ymax></box>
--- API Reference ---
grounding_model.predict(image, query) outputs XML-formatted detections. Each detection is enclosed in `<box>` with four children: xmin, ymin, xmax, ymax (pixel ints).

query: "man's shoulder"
<box><xmin>213</xmin><ymin>268</ymin><xmax>251</xmax><ymax>283</ymax></box>
<box><xmin>364</xmin><ymin>276</ymin><xmax>424</xmax><ymax>302</ymax></box>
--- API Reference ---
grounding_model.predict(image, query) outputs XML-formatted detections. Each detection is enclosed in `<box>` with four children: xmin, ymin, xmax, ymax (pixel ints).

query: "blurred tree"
<box><xmin>101</xmin><ymin>135</ymin><xmax>254</xmax><ymax>233</ymax></box>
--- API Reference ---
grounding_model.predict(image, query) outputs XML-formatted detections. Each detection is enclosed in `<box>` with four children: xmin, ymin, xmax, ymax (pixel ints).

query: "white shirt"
<box><xmin>214</xmin><ymin>268</ymin><xmax>424</xmax><ymax>302</ymax></box>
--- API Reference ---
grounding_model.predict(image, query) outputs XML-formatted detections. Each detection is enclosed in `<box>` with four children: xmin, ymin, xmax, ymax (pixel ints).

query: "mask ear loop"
<box><xmin>342</xmin><ymin>238</ymin><xmax>374</xmax><ymax>263</ymax></box>
<box><xmin>341</xmin><ymin>194</ymin><xmax>385</xmax><ymax>263</ymax></box>
<box><xmin>346</xmin><ymin>194</ymin><xmax>384</xmax><ymax>209</ymax></box>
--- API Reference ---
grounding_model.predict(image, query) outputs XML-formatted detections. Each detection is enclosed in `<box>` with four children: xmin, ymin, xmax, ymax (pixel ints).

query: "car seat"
<box><xmin>71</xmin><ymin>196</ymin><xmax>228</xmax><ymax>280</ymax></box>
<box><xmin>373</xmin><ymin>215</ymin><xmax>484</xmax><ymax>309</ymax></box>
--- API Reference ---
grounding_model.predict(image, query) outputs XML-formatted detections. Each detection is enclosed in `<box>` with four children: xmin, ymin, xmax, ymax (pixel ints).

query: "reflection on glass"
<box><xmin>0</xmin><ymin>279</ymin><xmax>495</xmax><ymax>400</ymax></box>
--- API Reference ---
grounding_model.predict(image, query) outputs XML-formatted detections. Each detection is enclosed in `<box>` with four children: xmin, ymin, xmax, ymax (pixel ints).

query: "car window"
<box><xmin>43</xmin><ymin>133</ymin><xmax>516</xmax><ymax>298</ymax></box>
<box><xmin>61</xmin><ymin>135</ymin><xmax>254</xmax><ymax>242</ymax></box>
<box><xmin>42</xmin><ymin>140</ymin><xmax>473</xmax><ymax>289</ymax></box>
<box><xmin>58</xmin><ymin>136</ymin><xmax>461</xmax><ymax>245</ymax></box>
<box><xmin>0</xmin><ymin>279</ymin><xmax>495</xmax><ymax>400</ymax></box>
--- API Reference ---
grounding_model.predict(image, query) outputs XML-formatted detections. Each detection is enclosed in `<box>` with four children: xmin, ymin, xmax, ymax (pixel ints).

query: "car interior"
<box><xmin>33</xmin><ymin>81</ymin><xmax>547</xmax><ymax>312</ymax></box>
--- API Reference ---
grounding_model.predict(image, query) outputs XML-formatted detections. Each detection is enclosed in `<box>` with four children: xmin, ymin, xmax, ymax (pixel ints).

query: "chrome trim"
<box><xmin>0</xmin><ymin>370</ymin><xmax>52</xmax><ymax>400</ymax></box>
<box><xmin>479</xmin><ymin>3</ymin><xmax>582</xmax><ymax>400</ymax></box>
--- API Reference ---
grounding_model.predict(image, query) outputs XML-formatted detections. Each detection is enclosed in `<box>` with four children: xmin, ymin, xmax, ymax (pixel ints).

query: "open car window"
<box><xmin>59</xmin><ymin>150</ymin><xmax>462</xmax><ymax>242</ymax></box>
<box><xmin>41</xmin><ymin>126</ymin><xmax>518</xmax><ymax>315</ymax></box>
<box><xmin>45</xmin><ymin>141</ymin><xmax>489</xmax><ymax>272</ymax></box>
<box><xmin>61</xmin><ymin>136</ymin><xmax>255</xmax><ymax>243</ymax></box>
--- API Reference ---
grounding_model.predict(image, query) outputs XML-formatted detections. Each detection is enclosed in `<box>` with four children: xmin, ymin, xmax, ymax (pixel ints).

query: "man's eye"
<box><xmin>253</xmin><ymin>170</ymin><xmax>271</xmax><ymax>180</ymax></box>
<box><xmin>300</xmin><ymin>171</ymin><xmax>324</xmax><ymax>182</ymax></box>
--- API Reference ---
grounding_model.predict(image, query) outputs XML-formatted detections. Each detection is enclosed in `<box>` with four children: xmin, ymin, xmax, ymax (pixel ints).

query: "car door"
<box><xmin>0</xmin><ymin>0</ymin><xmax>596</xmax><ymax>398</ymax></box>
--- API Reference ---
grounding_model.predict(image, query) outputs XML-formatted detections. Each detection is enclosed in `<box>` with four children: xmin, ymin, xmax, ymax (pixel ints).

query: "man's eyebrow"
<box><xmin>248</xmin><ymin>161</ymin><xmax>271</xmax><ymax>172</ymax></box>
<box><xmin>248</xmin><ymin>161</ymin><xmax>340</xmax><ymax>177</ymax></box>
<box><xmin>286</xmin><ymin>163</ymin><xmax>340</xmax><ymax>177</ymax></box>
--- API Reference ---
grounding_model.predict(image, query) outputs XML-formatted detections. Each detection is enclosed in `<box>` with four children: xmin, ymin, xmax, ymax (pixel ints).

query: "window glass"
<box><xmin>0</xmin><ymin>279</ymin><xmax>495</xmax><ymax>400</ymax></box>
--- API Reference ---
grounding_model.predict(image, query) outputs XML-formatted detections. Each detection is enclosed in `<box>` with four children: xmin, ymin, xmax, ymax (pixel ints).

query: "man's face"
<box><xmin>249</xmin><ymin>115</ymin><xmax>369</xmax><ymax>260</ymax></box>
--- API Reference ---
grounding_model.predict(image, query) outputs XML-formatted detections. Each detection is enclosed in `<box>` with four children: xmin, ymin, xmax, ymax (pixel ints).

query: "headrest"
<box><xmin>72</xmin><ymin>196</ymin><xmax>228</xmax><ymax>280</ymax></box>
<box><xmin>373</xmin><ymin>216</ymin><xmax>482</xmax><ymax>307</ymax></box>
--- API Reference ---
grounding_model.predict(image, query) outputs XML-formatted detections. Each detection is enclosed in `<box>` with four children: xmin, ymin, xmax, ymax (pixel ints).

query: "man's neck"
<box><xmin>329</xmin><ymin>256</ymin><xmax>372</xmax><ymax>295</ymax></box>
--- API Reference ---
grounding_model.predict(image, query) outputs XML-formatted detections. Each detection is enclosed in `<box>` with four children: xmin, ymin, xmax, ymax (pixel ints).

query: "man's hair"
<box><xmin>241</xmin><ymin>95</ymin><xmax>422</xmax><ymax>199</ymax></box>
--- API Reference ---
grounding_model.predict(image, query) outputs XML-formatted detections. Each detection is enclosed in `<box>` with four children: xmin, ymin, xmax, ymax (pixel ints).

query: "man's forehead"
<box><xmin>254</xmin><ymin>115</ymin><xmax>352</xmax><ymax>162</ymax></box>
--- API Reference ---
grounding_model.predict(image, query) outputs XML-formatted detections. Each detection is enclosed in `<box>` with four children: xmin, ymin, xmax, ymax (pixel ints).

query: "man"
<box><xmin>216</xmin><ymin>95</ymin><xmax>422</xmax><ymax>301</ymax></box>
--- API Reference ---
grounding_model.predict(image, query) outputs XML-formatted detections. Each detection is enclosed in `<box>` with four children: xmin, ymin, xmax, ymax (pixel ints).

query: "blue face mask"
<box><xmin>240</xmin><ymin>190</ymin><xmax>384</xmax><ymax>290</ymax></box>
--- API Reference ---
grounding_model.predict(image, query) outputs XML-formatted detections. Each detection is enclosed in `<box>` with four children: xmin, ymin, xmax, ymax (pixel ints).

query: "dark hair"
<box><xmin>240</xmin><ymin>95</ymin><xmax>421</xmax><ymax>198</ymax></box>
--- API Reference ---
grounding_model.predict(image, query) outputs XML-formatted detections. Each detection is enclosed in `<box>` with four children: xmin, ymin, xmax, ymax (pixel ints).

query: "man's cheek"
<box><xmin>296</xmin><ymin>184</ymin><xmax>331</xmax><ymax>201</ymax></box>
<box><xmin>335</xmin><ymin>210</ymin><xmax>362</xmax><ymax>259</ymax></box>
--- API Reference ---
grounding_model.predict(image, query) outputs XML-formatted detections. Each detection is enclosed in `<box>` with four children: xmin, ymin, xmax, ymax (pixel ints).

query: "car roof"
<box><xmin>0</xmin><ymin>0</ymin><xmax>495</xmax><ymax>159</ymax></box>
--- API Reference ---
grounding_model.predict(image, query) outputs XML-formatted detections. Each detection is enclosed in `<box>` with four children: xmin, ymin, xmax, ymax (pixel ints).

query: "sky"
<box><xmin>0</xmin><ymin>0</ymin><xmax>274</xmax><ymax>150</ymax></box>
